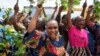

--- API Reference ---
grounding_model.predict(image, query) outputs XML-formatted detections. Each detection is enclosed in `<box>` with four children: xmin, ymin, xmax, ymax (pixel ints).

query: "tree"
<box><xmin>0</xmin><ymin>24</ymin><xmax>25</xmax><ymax>56</ymax></box>
<box><xmin>94</xmin><ymin>0</ymin><xmax>100</xmax><ymax>20</ymax></box>
<box><xmin>61</xmin><ymin>0</ymin><xmax>82</xmax><ymax>10</ymax></box>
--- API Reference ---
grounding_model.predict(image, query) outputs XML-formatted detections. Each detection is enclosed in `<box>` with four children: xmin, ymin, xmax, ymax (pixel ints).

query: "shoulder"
<box><xmin>68</xmin><ymin>25</ymin><xmax>76</xmax><ymax>32</ymax></box>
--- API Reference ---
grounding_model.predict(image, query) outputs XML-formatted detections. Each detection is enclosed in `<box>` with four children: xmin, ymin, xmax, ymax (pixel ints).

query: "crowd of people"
<box><xmin>0</xmin><ymin>0</ymin><xmax>100</xmax><ymax>56</ymax></box>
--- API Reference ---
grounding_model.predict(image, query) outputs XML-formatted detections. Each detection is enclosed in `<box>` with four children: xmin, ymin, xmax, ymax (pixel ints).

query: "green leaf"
<box><xmin>61</xmin><ymin>0</ymin><xmax>81</xmax><ymax>10</ymax></box>
<box><xmin>74</xmin><ymin>0</ymin><xmax>81</xmax><ymax>5</ymax></box>
<box><xmin>15</xmin><ymin>45</ymin><xmax>26</xmax><ymax>56</ymax></box>
<box><xmin>0</xmin><ymin>43</ymin><xmax>5</xmax><ymax>48</ymax></box>
<box><xmin>94</xmin><ymin>0</ymin><xmax>100</xmax><ymax>20</ymax></box>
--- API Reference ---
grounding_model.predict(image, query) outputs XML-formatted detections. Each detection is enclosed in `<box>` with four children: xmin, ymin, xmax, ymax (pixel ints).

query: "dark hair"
<box><xmin>74</xmin><ymin>16</ymin><xmax>84</xmax><ymax>22</ymax></box>
<box><xmin>62</xmin><ymin>14</ymin><xmax>67</xmax><ymax>20</ymax></box>
<box><xmin>36</xmin><ymin>20</ymin><xmax>46</xmax><ymax>31</ymax></box>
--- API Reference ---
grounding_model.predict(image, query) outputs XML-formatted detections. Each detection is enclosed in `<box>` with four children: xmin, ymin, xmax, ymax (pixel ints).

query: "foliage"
<box><xmin>2</xmin><ymin>8</ymin><xmax>12</xmax><ymax>20</ymax></box>
<box><xmin>94</xmin><ymin>0</ymin><xmax>100</xmax><ymax>20</ymax></box>
<box><xmin>27</xmin><ymin>0</ymin><xmax>35</xmax><ymax>4</ymax></box>
<box><xmin>61</xmin><ymin>0</ymin><xmax>81</xmax><ymax>10</ymax></box>
<box><xmin>61</xmin><ymin>0</ymin><xmax>68</xmax><ymax>10</ymax></box>
<box><xmin>0</xmin><ymin>24</ymin><xmax>25</xmax><ymax>56</ymax></box>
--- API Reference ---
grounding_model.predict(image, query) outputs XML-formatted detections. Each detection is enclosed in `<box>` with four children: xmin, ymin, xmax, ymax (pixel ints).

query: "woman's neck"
<box><xmin>76</xmin><ymin>26</ymin><xmax>82</xmax><ymax>30</ymax></box>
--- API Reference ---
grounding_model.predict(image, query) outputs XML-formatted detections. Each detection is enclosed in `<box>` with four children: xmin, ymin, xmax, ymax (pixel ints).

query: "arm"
<box><xmin>91</xmin><ymin>10</ymin><xmax>96</xmax><ymax>22</ymax></box>
<box><xmin>85</xmin><ymin>5</ymin><xmax>95</xmax><ymax>27</ymax></box>
<box><xmin>10</xmin><ymin>0</ymin><xmax>19</xmax><ymax>24</ymax></box>
<box><xmin>81</xmin><ymin>0</ymin><xmax>87</xmax><ymax>17</ymax></box>
<box><xmin>55</xmin><ymin>6</ymin><xmax>64</xmax><ymax>24</ymax></box>
<box><xmin>18</xmin><ymin>13</ymin><xmax>26</xmax><ymax>23</ymax></box>
<box><xmin>14</xmin><ymin>0</ymin><xmax>19</xmax><ymax>14</ymax></box>
<box><xmin>66</xmin><ymin>0</ymin><xmax>73</xmax><ymax>29</ymax></box>
<box><xmin>27</xmin><ymin>6</ymin><xmax>43</xmax><ymax>33</ymax></box>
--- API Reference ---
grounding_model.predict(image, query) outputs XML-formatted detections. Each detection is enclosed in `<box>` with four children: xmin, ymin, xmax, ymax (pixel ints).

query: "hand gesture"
<box><xmin>88</xmin><ymin>5</ymin><xmax>94</xmax><ymax>12</ymax></box>
<box><xmin>14</xmin><ymin>2</ymin><xmax>19</xmax><ymax>12</ymax></box>
<box><xmin>83</xmin><ymin>0</ymin><xmax>87</xmax><ymax>8</ymax></box>
<box><xmin>35</xmin><ymin>4</ymin><xmax>43</xmax><ymax>15</ymax></box>
<box><xmin>58</xmin><ymin>6</ymin><xmax>64</xmax><ymax>13</ymax></box>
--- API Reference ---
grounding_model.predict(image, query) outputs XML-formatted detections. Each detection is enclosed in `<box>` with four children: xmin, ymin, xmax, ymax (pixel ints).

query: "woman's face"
<box><xmin>46</xmin><ymin>20</ymin><xmax>59</xmax><ymax>38</ymax></box>
<box><xmin>75</xmin><ymin>17</ymin><xmax>85</xmax><ymax>29</ymax></box>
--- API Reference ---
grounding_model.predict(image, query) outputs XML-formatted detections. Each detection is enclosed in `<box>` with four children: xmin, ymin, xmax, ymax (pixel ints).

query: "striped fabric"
<box><xmin>69</xmin><ymin>47</ymin><xmax>86</xmax><ymax>56</ymax></box>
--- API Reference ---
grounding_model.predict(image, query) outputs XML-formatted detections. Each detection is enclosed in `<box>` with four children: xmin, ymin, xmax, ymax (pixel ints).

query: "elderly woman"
<box><xmin>66</xmin><ymin>0</ymin><xmax>92</xmax><ymax>56</ymax></box>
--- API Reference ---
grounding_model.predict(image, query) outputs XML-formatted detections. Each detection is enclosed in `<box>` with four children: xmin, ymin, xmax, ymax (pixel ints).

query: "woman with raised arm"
<box><xmin>66</xmin><ymin>0</ymin><xmax>92</xmax><ymax>56</ymax></box>
<box><xmin>55</xmin><ymin>5</ymin><xmax>69</xmax><ymax>50</ymax></box>
<box><xmin>23</xmin><ymin>4</ymin><xmax>69</xmax><ymax>56</ymax></box>
<box><xmin>39</xmin><ymin>19</ymin><xmax>69</xmax><ymax>56</ymax></box>
<box><xmin>85</xmin><ymin>5</ymin><xmax>100</xmax><ymax>56</ymax></box>
<box><xmin>23</xmin><ymin>5</ymin><xmax>44</xmax><ymax>56</ymax></box>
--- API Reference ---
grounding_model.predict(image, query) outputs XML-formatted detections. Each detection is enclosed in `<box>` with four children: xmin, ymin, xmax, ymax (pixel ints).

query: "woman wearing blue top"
<box><xmin>39</xmin><ymin>20</ymin><xmax>69</xmax><ymax>56</ymax></box>
<box><xmin>23</xmin><ymin>4</ymin><xmax>45</xmax><ymax>56</ymax></box>
<box><xmin>24</xmin><ymin>4</ymin><xmax>69</xmax><ymax>56</ymax></box>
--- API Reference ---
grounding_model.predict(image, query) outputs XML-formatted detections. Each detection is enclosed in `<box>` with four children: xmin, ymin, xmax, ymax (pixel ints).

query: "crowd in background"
<box><xmin>0</xmin><ymin>0</ymin><xmax>100</xmax><ymax>56</ymax></box>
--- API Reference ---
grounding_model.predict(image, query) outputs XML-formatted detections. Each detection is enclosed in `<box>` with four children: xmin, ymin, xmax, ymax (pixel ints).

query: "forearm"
<box><xmin>66</xmin><ymin>0</ymin><xmax>73</xmax><ymax>29</ymax></box>
<box><xmin>85</xmin><ymin>5</ymin><xmax>94</xmax><ymax>25</ymax></box>
<box><xmin>85</xmin><ymin>10</ymin><xmax>92</xmax><ymax>27</ymax></box>
<box><xmin>11</xmin><ymin>12</ymin><xmax>18</xmax><ymax>23</ymax></box>
<box><xmin>81</xmin><ymin>8</ymin><xmax>86</xmax><ymax>17</ymax></box>
<box><xmin>91</xmin><ymin>12</ymin><xmax>96</xmax><ymax>21</ymax></box>
<box><xmin>86</xmin><ymin>11</ymin><xmax>91</xmax><ymax>22</ymax></box>
<box><xmin>55</xmin><ymin>14</ymin><xmax>61</xmax><ymax>24</ymax></box>
<box><xmin>27</xmin><ymin>11</ymin><xmax>40</xmax><ymax>33</ymax></box>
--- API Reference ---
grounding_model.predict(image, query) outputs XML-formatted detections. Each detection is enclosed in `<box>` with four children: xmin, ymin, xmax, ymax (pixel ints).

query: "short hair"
<box><xmin>45</xmin><ymin>19</ymin><xmax>58</xmax><ymax>28</ymax></box>
<box><xmin>62</xmin><ymin>14</ymin><xmax>67</xmax><ymax>20</ymax></box>
<box><xmin>74</xmin><ymin>16</ymin><xmax>84</xmax><ymax>22</ymax></box>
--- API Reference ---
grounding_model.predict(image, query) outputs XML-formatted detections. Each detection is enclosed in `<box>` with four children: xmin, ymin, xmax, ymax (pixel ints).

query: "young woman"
<box><xmin>23</xmin><ymin>5</ymin><xmax>44</xmax><ymax>56</ymax></box>
<box><xmin>24</xmin><ymin>5</ymin><xmax>69</xmax><ymax>56</ymax></box>
<box><xmin>39</xmin><ymin>20</ymin><xmax>69</xmax><ymax>56</ymax></box>
<box><xmin>66</xmin><ymin>0</ymin><xmax>92</xmax><ymax>56</ymax></box>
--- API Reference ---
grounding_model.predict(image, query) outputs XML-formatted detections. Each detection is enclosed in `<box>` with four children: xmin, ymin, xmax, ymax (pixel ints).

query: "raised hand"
<box><xmin>58</xmin><ymin>6</ymin><xmax>64</xmax><ymax>14</ymax></box>
<box><xmin>36</xmin><ymin>4</ymin><xmax>43</xmax><ymax>15</ymax></box>
<box><xmin>14</xmin><ymin>0</ymin><xmax>19</xmax><ymax>13</ymax></box>
<box><xmin>83</xmin><ymin>0</ymin><xmax>87</xmax><ymax>8</ymax></box>
<box><xmin>27</xmin><ymin>4</ymin><xmax>43</xmax><ymax>33</ymax></box>
<box><xmin>88</xmin><ymin>5</ymin><xmax>94</xmax><ymax>12</ymax></box>
<box><xmin>81</xmin><ymin>0</ymin><xmax>87</xmax><ymax>17</ymax></box>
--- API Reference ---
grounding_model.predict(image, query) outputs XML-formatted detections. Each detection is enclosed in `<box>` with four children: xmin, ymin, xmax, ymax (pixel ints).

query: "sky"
<box><xmin>0</xmin><ymin>0</ymin><xmax>94</xmax><ymax>11</ymax></box>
